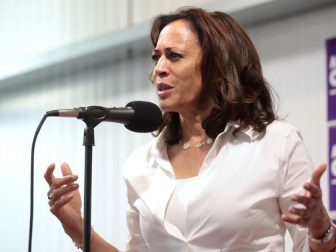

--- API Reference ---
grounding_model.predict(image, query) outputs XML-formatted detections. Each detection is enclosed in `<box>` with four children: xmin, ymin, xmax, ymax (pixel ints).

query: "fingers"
<box><xmin>289</xmin><ymin>206</ymin><xmax>311</xmax><ymax>219</ymax></box>
<box><xmin>48</xmin><ymin>182</ymin><xmax>79</xmax><ymax>202</ymax></box>
<box><xmin>282</xmin><ymin>197</ymin><xmax>312</xmax><ymax>226</ymax></box>
<box><xmin>282</xmin><ymin>213</ymin><xmax>305</xmax><ymax>226</ymax></box>
<box><xmin>291</xmin><ymin>194</ymin><xmax>318</xmax><ymax>209</ymax></box>
<box><xmin>50</xmin><ymin>194</ymin><xmax>74</xmax><ymax>213</ymax></box>
<box><xmin>311</xmin><ymin>163</ymin><xmax>327</xmax><ymax>186</ymax></box>
<box><xmin>49</xmin><ymin>174</ymin><xmax>78</xmax><ymax>190</ymax></box>
<box><xmin>283</xmin><ymin>163</ymin><xmax>328</xmax><ymax>228</ymax></box>
<box><xmin>304</xmin><ymin>182</ymin><xmax>321</xmax><ymax>198</ymax></box>
<box><xmin>45</xmin><ymin>162</ymin><xmax>78</xmax><ymax>191</ymax></box>
<box><xmin>45</xmin><ymin>162</ymin><xmax>79</xmax><ymax>207</ymax></box>
<box><xmin>282</xmin><ymin>204</ymin><xmax>312</xmax><ymax>226</ymax></box>
<box><xmin>61</xmin><ymin>162</ymin><xmax>73</xmax><ymax>176</ymax></box>
<box><xmin>44</xmin><ymin>163</ymin><xmax>56</xmax><ymax>186</ymax></box>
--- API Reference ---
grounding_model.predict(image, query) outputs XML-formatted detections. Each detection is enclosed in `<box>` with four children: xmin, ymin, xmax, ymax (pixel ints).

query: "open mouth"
<box><xmin>158</xmin><ymin>83</ymin><xmax>173</xmax><ymax>91</ymax></box>
<box><xmin>157</xmin><ymin>83</ymin><xmax>173</xmax><ymax>98</ymax></box>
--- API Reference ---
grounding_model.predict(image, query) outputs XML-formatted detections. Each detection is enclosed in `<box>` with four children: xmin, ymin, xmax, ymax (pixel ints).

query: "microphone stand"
<box><xmin>83</xmin><ymin>126</ymin><xmax>94</xmax><ymax>252</ymax></box>
<box><xmin>80</xmin><ymin>107</ymin><xmax>107</xmax><ymax>252</ymax></box>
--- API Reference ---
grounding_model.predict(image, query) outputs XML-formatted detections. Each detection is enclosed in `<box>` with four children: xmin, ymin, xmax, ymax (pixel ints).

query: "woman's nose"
<box><xmin>154</xmin><ymin>57</ymin><xmax>169</xmax><ymax>78</ymax></box>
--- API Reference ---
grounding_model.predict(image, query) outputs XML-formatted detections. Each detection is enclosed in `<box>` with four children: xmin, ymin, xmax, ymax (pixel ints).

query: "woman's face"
<box><xmin>151</xmin><ymin>20</ymin><xmax>203</xmax><ymax>114</ymax></box>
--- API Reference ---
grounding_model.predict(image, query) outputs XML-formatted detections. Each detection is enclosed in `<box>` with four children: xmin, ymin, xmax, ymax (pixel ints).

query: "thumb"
<box><xmin>60</xmin><ymin>162</ymin><xmax>73</xmax><ymax>176</ymax></box>
<box><xmin>311</xmin><ymin>163</ymin><xmax>327</xmax><ymax>186</ymax></box>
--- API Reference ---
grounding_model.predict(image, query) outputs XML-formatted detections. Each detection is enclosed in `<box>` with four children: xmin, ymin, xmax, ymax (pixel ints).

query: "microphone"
<box><xmin>47</xmin><ymin>101</ymin><xmax>162</xmax><ymax>133</ymax></box>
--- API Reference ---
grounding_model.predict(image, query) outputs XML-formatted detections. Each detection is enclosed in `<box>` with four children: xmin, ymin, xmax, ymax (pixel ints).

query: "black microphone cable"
<box><xmin>28</xmin><ymin>112</ymin><xmax>51</xmax><ymax>252</ymax></box>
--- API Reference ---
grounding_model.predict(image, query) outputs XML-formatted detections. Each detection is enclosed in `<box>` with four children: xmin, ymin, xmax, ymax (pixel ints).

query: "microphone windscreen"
<box><xmin>125</xmin><ymin>101</ymin><xmax>162</xmax><ymax>133</ymax></box>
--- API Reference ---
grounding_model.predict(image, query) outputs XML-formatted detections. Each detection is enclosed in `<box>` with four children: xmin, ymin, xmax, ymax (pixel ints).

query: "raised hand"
<box><xmin>282</xmin><ymin>163</ymin><xmax>331</xmax><ymax>237</ymax></box>
<box><xmin>44</xmin><ymin>162</ymin><xmax>83</xmax><ymax>239</ymax></box>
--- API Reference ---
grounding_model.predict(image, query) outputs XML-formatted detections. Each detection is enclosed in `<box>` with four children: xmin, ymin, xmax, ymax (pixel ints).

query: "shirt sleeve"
<box><xmin>123</xmin><ymin>180</ymin><xmax>150</xmax><ymax>252</ymax></box>
<box><xmin>278</xmin><ymin>127</ymin><xmax>314</xmax><ymax>252</ymax></box>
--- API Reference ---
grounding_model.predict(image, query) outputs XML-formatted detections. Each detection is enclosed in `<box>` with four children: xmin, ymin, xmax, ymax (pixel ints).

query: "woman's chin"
<box><xmin>158</xmin><ymin>102</ymin><xmax>176</xmax><ymax>113</ymax></box>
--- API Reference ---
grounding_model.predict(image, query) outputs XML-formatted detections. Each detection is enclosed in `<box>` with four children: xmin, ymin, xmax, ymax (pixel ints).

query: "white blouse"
<box><xmin>122</xmin><ymin>121</ymin><xmax>313</xmax><ymax>252</ymax></box>
<box><xmin>165</xmin><ymin>176</ymin><xmax>199</xmax><ymax>237</ymax></box>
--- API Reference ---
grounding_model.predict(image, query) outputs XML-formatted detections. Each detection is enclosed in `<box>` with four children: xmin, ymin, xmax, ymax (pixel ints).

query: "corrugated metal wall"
<box><xmin>0</xmin><ymin>1</ymin><xmax>335</xmax><ymax>251</ymax></box>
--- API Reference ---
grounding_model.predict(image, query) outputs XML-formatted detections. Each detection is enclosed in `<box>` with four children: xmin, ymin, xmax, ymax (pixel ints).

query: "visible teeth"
<box><xmin>158</xmin><ymin>84</ymin><xmax>171</xmax><ymax>91</ymax></box>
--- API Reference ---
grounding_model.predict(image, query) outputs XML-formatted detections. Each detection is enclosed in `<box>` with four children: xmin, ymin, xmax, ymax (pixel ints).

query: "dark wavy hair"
<box><xmin>150</xmin><ymin>7</ymin><xmax>276</xmax><ymax>144</ymax></box>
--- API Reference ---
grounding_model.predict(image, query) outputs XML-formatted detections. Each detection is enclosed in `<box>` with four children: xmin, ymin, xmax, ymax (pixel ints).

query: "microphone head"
<box><xmin>125</xmin><ymin>101</ymin><xmax>162</xmax><ymax>133</ymax></box>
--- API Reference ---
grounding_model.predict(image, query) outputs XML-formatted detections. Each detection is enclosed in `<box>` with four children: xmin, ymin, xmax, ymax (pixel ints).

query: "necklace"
<box><xmin>181</xmin><ymin>137</ymin><xmax>213</xmax><ymax>150</ymax></box>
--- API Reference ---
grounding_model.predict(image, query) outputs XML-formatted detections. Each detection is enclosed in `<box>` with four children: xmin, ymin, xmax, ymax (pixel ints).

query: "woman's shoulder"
<box><xmin>122</xmin><ymin>138</ymin><xmax>160</xmax><ymax>178</ymax></box>
<box><xmin>266</xmin><ymin>120</ymin><xmax>301</xmax><ymax>138</ymax></box>
<box><xmin>124</xmin><ymin>141</ymin><xmax>154</xmax><ymax>164</ymax></box>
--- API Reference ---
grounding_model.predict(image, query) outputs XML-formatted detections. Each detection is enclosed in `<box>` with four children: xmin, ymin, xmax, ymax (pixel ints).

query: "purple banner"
<box><xmin>329</xmin><ymin>127</ymin><xmax>336</xmax><ymax>222</ymax></box>
<box><xmin>327</xmin><ymin>37</ymin><xmax>336</xmax><ymax>222</ymax></box>
<box><xmin>327</xmin><ymin>37</ymin><xmax>336</xmax><ymax>121</ymax></box>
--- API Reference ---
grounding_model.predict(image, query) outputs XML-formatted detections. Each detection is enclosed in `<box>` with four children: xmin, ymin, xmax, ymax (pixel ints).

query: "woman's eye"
<box><xmin>169</xmin><ymin>52</ymin><xmax>181</xmax><ymax>60</ymax></box>
<box><xmin>151</xmin><ymin>54</ymin><xmax>160</xmax><ymax>64</ymax></box>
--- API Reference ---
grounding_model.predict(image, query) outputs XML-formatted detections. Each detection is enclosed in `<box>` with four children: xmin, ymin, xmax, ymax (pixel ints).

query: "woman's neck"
<box><xmin>179</xmin><ymin>113</ymin><xmax>208</xmax><ymax>143</ymax></box>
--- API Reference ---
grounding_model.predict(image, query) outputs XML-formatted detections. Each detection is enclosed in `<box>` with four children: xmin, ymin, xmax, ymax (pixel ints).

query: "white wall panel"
<box><xmin>0</xmin><ymin>0</ymin><xmax>128</xmax><ymax>60</ymax></box>
<box><xmin>0</xmin><ymin>0</ymin><xmax>211</xmax><ymax>62</ymax></box>
<box><xmin>132</xmin><ymin>0</ymin><xmax>214</xmax><ymax>24</ymax></box>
